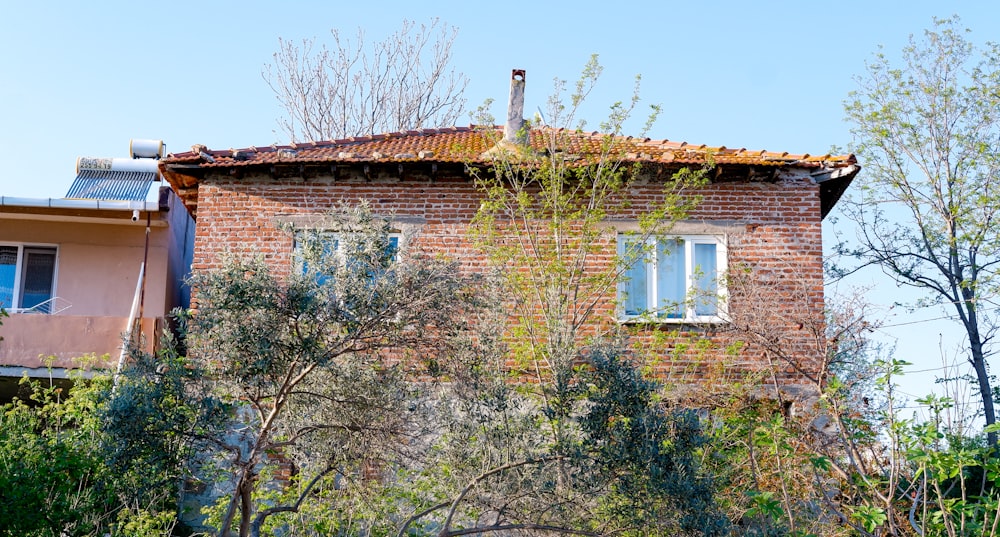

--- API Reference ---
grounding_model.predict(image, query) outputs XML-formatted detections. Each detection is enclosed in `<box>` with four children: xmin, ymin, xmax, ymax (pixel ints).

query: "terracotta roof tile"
<box><xmin>160</xmin><ymin>126</ymin><xmax>859</xmax><ymax>220</ymax></box>
<box><xmin>162</xmin><ymin>126</ymin><xmax>857</xmax><ymax>170</ymax></box>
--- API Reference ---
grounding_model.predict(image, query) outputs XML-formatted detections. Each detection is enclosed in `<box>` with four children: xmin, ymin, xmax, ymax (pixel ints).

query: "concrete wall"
<box><xmin>0</xmin><ymin>315</ymin><xmax>156</xmax><ymax>369</ymax></box>
<box><xmin>0</xmin><ymin>199</ymin><xmax>194</xmax><ymax>370</ymax></box>
<box><xmin>1</xmin><ymin>217</ymin><xmax>172</xmax><ymax>316</ymax></box>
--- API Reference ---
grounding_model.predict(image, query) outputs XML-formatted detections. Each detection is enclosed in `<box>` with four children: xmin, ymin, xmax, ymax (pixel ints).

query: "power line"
<box><xmin>876</xmin><ymin>315</ymin><xmax>954</xmax><ymax>329</ymax></box>
<box><xmin>901</xmin><ymin>364</ymin><xmax>969</xmax><ymax>374</ymax></box>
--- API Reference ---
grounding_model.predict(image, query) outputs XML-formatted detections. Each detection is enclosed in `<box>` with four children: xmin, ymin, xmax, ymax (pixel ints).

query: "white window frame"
<box><xmin>0</xmin><ymin>242</ymin><xmax>59</xmax><ymax>314</ymax></box>
<box><xmin>617</xmin><ymin>234</ymin><xmax>727</xmax><ymax>323</ymax></box>
<box><xmin>292</xmin><ymin>231</ymin><xmax>402</xmax><ymax>280</ymax></box>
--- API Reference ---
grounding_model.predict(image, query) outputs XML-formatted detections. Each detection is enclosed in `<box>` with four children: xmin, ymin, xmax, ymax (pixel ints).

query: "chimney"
<box><xmin>503</xmin><ymin>69</ymin><xmax>527</xmax><ymax>145</ymax></box>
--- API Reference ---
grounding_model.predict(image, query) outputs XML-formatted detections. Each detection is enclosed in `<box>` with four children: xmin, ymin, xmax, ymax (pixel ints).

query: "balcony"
<box><xmin>0</xmin><ymin>313</ymin><xmax>158</xmax><ymax>370</ymax></box>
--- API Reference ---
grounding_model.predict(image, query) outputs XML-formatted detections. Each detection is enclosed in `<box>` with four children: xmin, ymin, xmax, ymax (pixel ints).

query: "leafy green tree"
<box><xmin>170</xmin><ymin>203</ymin><xmax>475</xmax><ymax>537</ymax></box>
<box><xmin>0</xmin><ymin>377</ymin><xmax>111</xmax><ymax>536</ymax></box>
<box><xmin>0</xmin><ymin>372</ymin><xmax>185</xmax><ymax>537</ymax></box>
<box><xmin>470</xmin><ymin>56</ymin><xmax>704</xmax><ymax>384</ymax></box>
<box><xmin>842</xmin><ymin>17</ymin><xmax>1000</xmax><ymax>443</ymax></box>
<box><xmin>405</xmin><ymin>57</ymin><xmax>726</xmax><ymax>536</ymax></box>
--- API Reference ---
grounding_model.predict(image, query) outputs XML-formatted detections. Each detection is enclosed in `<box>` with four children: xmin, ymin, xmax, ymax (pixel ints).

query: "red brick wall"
<box><xmin>191</xmin><ymin>170</ymin><xmax>825</xmax><ymax>387</ymax></box>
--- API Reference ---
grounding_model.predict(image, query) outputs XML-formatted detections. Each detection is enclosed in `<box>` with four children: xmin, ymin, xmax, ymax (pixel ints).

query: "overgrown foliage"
<box><xmin>0</xmin><ymin>372</ymin><xmax>187</xmax><ymax>537</ymax></box>
<box><xmin>156</xmin><ymin>58</ymin><xmax>729</xmax><ymax>537</ymax></box>
<box><xmin>437</xmin><ymin>56</ymin><xmax>726</xmax><ymax>535</ymax></box>
<box><xmin>469</xmin><ymin>54</ymin><xmax>706</xmax><ymax>402</ymax></box>
<box><xmin>717</xmin><ymin>277</ymin><xmax>1000</xmax><ymax>537</ymax></box>
<box><xmin>172</xmin><ymin>203</ymin><xmax>476</xmax><ymax>537</ymax></box>
<box><xmin>840</xmin><ymin>16</ymin><xmax>1000</xmax><ymax>443</ymax></box>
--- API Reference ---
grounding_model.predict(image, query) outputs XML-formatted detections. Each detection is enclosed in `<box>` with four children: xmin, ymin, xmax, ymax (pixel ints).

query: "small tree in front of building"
<box><xmin>469</xmin><ymin>55</ymin><xmax>707</xmax><ymax>398</ymax></box>
<box><xmin>429</xmin><ymin>56</ymin><xmax>728</xmax><ymax>535</ymax></box>
<box><xmin>152</xmin><ymin>203</ymin><xmax>477</xmax><ymax>537</ymax></box>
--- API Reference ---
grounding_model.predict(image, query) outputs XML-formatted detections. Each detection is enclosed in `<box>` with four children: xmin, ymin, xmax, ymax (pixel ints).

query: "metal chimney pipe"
<box><xmin>504</xmin><ymin>69</ymin><xmax>527</xmax><ymax>145</ymax></box>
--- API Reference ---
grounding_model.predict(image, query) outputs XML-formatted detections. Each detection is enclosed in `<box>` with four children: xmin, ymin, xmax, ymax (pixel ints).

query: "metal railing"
<box><xmin>11</xmin><ymin>297</ymin><xmax>72</xmax><ymax>315</ymax></box>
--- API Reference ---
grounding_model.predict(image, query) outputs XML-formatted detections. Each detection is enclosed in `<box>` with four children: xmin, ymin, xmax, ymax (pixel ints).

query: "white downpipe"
<box><xmin>113</xmin><ymin>262</ymin><xmax>145</xmax><ymax>392</ymax></box>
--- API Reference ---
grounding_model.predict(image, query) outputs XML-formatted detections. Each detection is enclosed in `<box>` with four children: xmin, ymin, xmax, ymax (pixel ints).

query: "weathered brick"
<box><xmin>190</xmin><ymin>169</ymin><xmax>827</xmax><ymax>386</ymax></box>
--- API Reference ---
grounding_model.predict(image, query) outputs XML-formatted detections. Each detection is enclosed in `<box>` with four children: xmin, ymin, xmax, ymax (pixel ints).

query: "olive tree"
<box><xmin>174</xmin><ymin>204</ymin><xmax>476</xmax><ymax>537</ymax></box>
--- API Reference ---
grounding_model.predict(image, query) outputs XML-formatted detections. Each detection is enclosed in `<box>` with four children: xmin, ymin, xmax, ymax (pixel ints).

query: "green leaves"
<box><xmin>852</xmin><ymin>505</ymin><xmax>888</xmax><ymax>534</ymax></box>
<box><xmin>843</xmin><ymin>16</ymin><xmax>1000</xmax><ymax>440</ymax></box>
<box><xmin>579</xmin><ymin>344</ymin><xmax>728</xmax><ymax>536</ymax></box>
<box><xmin>746</xmin><ymin>491</ymin><xmax>784</xmax><ymax>522</ymax></box>
<box><xmin>0</xmin><ymin>373</ymin><xmax>181</xmax><ymax>537</ymax></box>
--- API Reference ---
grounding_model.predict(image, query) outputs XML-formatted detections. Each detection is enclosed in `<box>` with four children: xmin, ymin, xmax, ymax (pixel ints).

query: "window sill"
<box><xmin>618</xmin><ymin>315</ymin><xmax>728</xmax><ymax>326</ymax></box>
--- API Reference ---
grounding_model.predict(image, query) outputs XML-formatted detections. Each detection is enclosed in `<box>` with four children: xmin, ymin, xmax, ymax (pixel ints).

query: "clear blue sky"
<box><xmin>2</xmin><ymin>0</ymin><xmax>997</xmax><ymax>415</ymax></box>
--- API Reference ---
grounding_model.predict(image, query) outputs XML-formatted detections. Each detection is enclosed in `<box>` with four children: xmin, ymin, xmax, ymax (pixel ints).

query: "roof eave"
<box><xmin>813</xmin><ymin>163</ymin><xmax>861</xmax><ymax>219</ymax></box>
<box><xmin>161</xmin><ymin>158</ymin><xmax>859</xmax><ymax>222</ymax></box>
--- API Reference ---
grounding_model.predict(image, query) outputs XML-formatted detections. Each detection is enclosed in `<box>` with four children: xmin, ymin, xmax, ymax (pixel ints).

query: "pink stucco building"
<box><xmin>0</xmin><ymin>141</ymin><xmax>194</xmax><ymax>398</ymax></box>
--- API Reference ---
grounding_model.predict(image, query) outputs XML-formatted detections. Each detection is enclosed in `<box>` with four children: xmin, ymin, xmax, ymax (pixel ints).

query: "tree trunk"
<box><xmin>249</xmin><ymin>520</ymin><xmax>262</xmax><ymax>537</ymax></box>
<box><xmin>239</xmin><ymin>481</ymin><xmax>252</xmax><ymax>537</ymax></box>
<box><xmin>218</xmin><ymin>469</ymin><xmax>256</xmax><ymax>537</ymax></box>
<box><xmin>969</xmin><ymin>337</ymin><xmax>997</xmax><ymax>447</ymax></box>
<box><xmin>959</xmin><ymin>288</ymin><xmax>996</xmax><ymax>447</ymax></box>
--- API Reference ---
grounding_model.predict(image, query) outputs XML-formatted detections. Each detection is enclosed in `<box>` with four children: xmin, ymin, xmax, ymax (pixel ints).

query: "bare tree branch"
<box><xmin>264</xmin><ymin>19</ymin><xmax>468</xmax><ymax>142</ymax></box>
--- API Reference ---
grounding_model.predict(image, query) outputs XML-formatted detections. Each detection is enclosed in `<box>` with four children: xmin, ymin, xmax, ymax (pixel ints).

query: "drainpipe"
<box><xmin>137</xmin><ymin>211</ymin><xmax>150</xmax><ymax>331</ymax></box>
<box><xmin>503</xmin><ymin>69</ymin><xmax>527</xmax><ymax>145</ymax></box>
<box><xmin>113</xmin><ymin>261</ymin><xmax>144</xmax><ymax>393</ymax></box>
<box><xmin>113</xmin><ymin>212</ymin><xmax>152</xmax><ymax>392</ymax></box>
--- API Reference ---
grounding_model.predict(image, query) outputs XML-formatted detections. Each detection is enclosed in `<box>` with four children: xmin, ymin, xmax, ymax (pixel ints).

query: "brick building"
<box><xmin>159</xmin><ymin>115</ymin><xmax>857</xmax><ymax>388</ymax></box>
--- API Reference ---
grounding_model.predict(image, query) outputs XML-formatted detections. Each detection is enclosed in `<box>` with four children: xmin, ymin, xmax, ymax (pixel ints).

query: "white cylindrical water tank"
<box><xmin>76</xmin><ymin>157</ymin><xmax>160</xmax><ymax>173</ymax></box>
<box><xmin>129</xmin><ymin>139</ymin><xmax>165</xmax><ymax>159</ymax></box>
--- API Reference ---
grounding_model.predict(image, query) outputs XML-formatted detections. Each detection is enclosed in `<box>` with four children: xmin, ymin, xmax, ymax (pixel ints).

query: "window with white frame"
<box><xmin>0</xmin><ymin>244</ymin><xmax>57</xmax><ymax>312</ymax></box>
<box><xmin>293</xmin><ymin>232</ymin><xmax>400</xmax><ymax>285</ymax></box>
<box><xmin>617</xmin><ymin>234</ymin><xmax>726</xmax><ymax>322</ymax></box>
